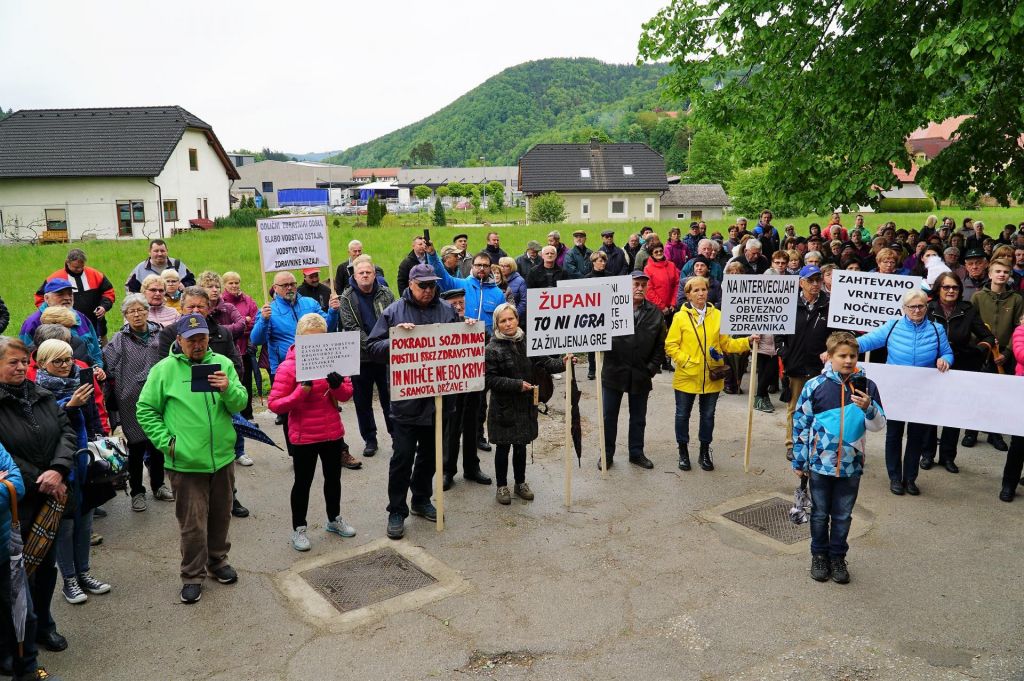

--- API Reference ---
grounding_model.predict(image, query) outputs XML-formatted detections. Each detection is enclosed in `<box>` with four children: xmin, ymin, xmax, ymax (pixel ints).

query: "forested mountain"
<box><xmin>323</xmin><ymin>58</ymin><xmax>690</xmax><ymax>171</ymax></box>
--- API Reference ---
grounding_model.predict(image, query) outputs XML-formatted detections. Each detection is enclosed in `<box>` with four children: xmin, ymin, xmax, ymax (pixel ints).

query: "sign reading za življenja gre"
<box><xmin>829</xmin><ymin>270</ymin><xmax>921</xmax><ymax>332</ymax></box>
<box><xmin>526</xmin><ymin>286</ymin><xmax>613</xmax><ymax>356</ymax></box>
<box><xmin>557</xmin><ymin>275</ymin><xmax>633</xmax><ymax>336</ymax></box>
<box><xmin>293</xmin><ymin>331</ymin><xmax>361</xmax><ymax>382</ymax></box>
<box><xmin>257</xmin><ymin>214</ymin><xmax>331</xmax><ymax>272</ymax></box>
<box><xmin>720</xmin><ymin>274</ymin><xmax>800</xmax><ymax>335</ymax></box>
<box><xmin>388</xmin><ymin>323</ymin><xmax>486</xmax><ymax>401</ymax></box>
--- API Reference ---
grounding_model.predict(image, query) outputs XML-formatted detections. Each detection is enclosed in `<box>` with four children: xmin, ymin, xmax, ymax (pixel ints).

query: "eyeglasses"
<box><xmin>413</xmin><ymin>281</ymin><xmax>437</xmax><ymax>290</ymax></box>
<box><xmin>146</xmin><ymin>288</ymin><xmax>165</xmax><ymax>294</ymax></box>
<box><xmin>905</xmin><ymin>304</ymin><xmax>926</xmax><ymax>311</ymax></box>
<box><xmin>275</xmin><ymin>282</ymin><xmax>297</xmax><ymax>289</ymax></box>
<box><xmin>50</xmin><ymin>358</ymin><xmax>73</xmax><ymax>367</ymax></box>
<box><xmin>472</xmin><ymin>263</ymin><xmax>490</xmax><ymax>269</ymax></box>
<box><xmin>125</xmin><ymin>308</ymin><xmax>148</xmax><ymax>315</ymax></box>
<box><xmin>939</xmin><ymin>285</ymin><xmax>961</xmax><ymax>291</ymax></box>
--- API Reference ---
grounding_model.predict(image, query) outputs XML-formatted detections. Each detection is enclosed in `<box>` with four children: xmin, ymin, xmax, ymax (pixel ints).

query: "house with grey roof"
<box><xmin>659</xmin><ymin>183</ymin><xmax>731</xmax><ymax>221</ymax></box>
<box><xmin>0</xmin><ymin>106</ymin><xmax>239</xmax><ymax>241</ymax></box>
<box><xmin>518</xmin><ymin>141</ymin><xmax>668</xmax><ymax>223</ymax></box>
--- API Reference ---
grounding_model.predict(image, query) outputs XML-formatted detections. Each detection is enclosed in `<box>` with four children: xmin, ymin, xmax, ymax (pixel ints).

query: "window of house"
<box><xmin>691</xmin><ymin>210</ymin><xmax>703</xmax><ymax>219</ymax></box>
<box><xmin>623</xmin><ymin>165</ymin><xmax>633</xmax><ymax>175</ymax></box>
<box><xmin>580</xmin><ymin>168</ymin><xmax>591</xmax><ymax>179</ymax></box>
<box><xmin>163</xmin><ymin>200</ymin><xmax>178</xmax><ymax>221</ymax></box>
<box><xmin>581</xmin><ymin>199</ymin><xmax>590</xmax><ymax>217</ymax></box>
<box><xmin>609</xmin><ymin>199</ymin><xmax>627</xmax><ymax>217</ymax></box>
<box><xmin>676</xmin><ymin>213</ymin><xmax>686</xmax><ymax>219</ymax></box>
<box><xmin>189</xmin><ymin>148</ymin><xmax>199</xmax><ymax>171</ymax></box>
<box><xmin>132</xmin><ymin>201</ymin><xmax>145</xmax><ymax>223</ymax></box>
<box><xmin>645</xmin><ymin>198</ymin><xmax>655</xmax><ymax>216</ymax></box>
<box><xmin>116</xmin><ymin>201</ymin><xmax>132</xmax><ymax>236</ymax></box>
<box><xmin>45</xmin><ymin>208</ymin><xmax>67</xmax><ymax>231</ymax></box>
<box><xmin>262</xmin><ymin>181</ymin><xmax>274</xmax><ymax>194</ymax></box>
<box><xmin>196</xmin><ymin>198</ymin><xmax>203</xmax><ymax>218</ymax></box>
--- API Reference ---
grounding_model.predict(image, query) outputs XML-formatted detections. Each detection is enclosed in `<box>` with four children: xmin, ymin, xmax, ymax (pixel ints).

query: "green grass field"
<box><xmin>2</xmin><ymin>206</ymin><xmax>1020</xmax><ymax>335</ymax></box>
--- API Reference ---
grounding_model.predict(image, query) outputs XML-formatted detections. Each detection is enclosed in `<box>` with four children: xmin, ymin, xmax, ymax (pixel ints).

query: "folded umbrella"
<box><xmin>232</xmin><ymin>414</ymin><xmax>283</xmax><ymax>450</ymax></box>
<box><xmin>2</xmin><ymin>480</ymin><xmax>27</xmax><ymax>656</ymax></box>
<box><xmin>789</xmin><ymin>475</ymin><xmax>811</xmax><ymax>524</ymax></box>
<box><xmin>24</xmin><ymin>493</ymin><xmax>64</xmax><ymax>577</ymax></box>
<box><xmin>570</xmin><ymin>378</ymin><xmax>582</xmax><ymax>466</ymax></box>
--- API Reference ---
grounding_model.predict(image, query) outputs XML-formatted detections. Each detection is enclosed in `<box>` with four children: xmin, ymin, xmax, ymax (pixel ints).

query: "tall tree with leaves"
<box><xmin>639</xmin><ymin>1</ymin><xmax>1024</xmax><ymax>209</ymax></box>
<box><xmin>686</xmin><ymin>129</ymin><xmax>734</xmax><ymax>188</ymax></box>
<box><xmin>528</xmin><ymin>192</ymin><xmax>567</xmax><ymax>223</ymax></box>
<box><xmin>413</xmin><ymin>185</ymin><xmax>432</xmax><ymax>202</ymax></box>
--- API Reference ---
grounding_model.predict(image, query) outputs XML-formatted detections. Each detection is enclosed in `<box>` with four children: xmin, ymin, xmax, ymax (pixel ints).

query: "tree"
<box><xmin>367</xmin><ymin>197</ymin><xmax>383</xmax><ymax>227</ymax></box>
<box><xmin>432</xmin><ymin>198</ymin><xmax>447</xmax><ymax>226</ymax></box>
<box><xmin>639</xmin><ymin>0</ymin><xmax>1024</xmax><ymax>209</ymax></box>
<box><xmin>486</xmin><ymin>181</ymin><xmax>505</xmax><ymax>212</ymax></box>
<box><xmin>685</xmin><ymin>129</ymin><xmax>734</xmax><ymax>188</ymax></box>
<box><xmin>528</xmin><ymin>192</ymin><xmax>567</xmax><ymax>223</ymax></box>
<box><xmin>413</xmin><ymin>185</ymin><xmax>432</xmax><ymax>202</ymax></box>
<box><xmin>436</xmin><ymin>185</ymin><xmax>450</xmax><ymax>199</ymax></box>
<box><xmin>728</xmin><ymin>166</ymin><xmax>802</xmax><ymax>219</ymax></box>
<box><xmin>410</xmin><ymin>141</ymin><xmax>435</xmax><ymax>165</ymax></box>
<box><xmin>469</xmin><ymin>186</ymin><xmax>482</xmax><ymax>216</ymax></box>
<box><xmin>447</xmin><ymin>182</ymin><xmax>465</xmax><ymax>201</ymax></box>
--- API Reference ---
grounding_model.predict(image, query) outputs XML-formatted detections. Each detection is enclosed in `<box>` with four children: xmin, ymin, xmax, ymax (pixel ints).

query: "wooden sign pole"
<box><xmin>564</xmin><ymin>360</ymin><xmax>574</xmax><ymax>508</ymax></box>
<box><xmin>596</xmin><ymin>352</ymin><xmax>607</xmax><ymax>478</ymax></box>
<box><xmin>434</xmin><ymin>395</ymin><xmax>444</xmax><ymax>532</ymax></box>
<box><xmin>743</xmin><ymin>339</ymin><xmax>759</xmax><ymax>473</ymax></box>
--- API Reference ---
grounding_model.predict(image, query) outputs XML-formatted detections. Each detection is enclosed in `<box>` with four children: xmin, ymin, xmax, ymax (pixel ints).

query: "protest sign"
<box><xmin>829</xmin><ymin>271</ymin><xmax>920</xmax><ymax>332</ymax></box>
<box><xmin>720</xmin><ymin>274</ymin><xmax>800</xmax><ymax>335</ymax></box>
<box><xmin>526</xmin><ymin>286</ymin><xmax>613</xmax><ymax>356</ymax></box>
<box><xmin>861</xmin><ymin>362</ymin><xmax>1024</xmax><ymax>436</ymax></box>
<box><xmin>557</xmin><ymin>275</ymin><xmax>633</xmax><ymax>336</ymax></box>
<box><xmin>256</xmin><ymin>214</ymin><xmax>331</xmax><ymax>273</ymax></box>
<box><xmin>294</xmin><ymin>331</ymin><xmax>360</xmax><ymax>382</ymax></box>
<box><xmin>388</xmin><ymin>323</ymin><xmax>486</xmax><ymax>401</ymax></box>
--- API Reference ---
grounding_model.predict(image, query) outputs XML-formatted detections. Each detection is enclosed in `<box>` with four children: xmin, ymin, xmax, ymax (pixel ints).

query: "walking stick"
<box><xmin>743</xmin><ymin>339</ymin><xmax>759</xmax><ymax>473</ymax></box>
<box><xmin>597</xmin><ymin>352</ymin><xmax>607</xmax><ymax>478</ymax></box>
<box><xmin>434</xmin><ymin>395</ymin><xmax>444</xmax><ymax>532</ymax></box>
<box><xmin>564</xmin><ymin>360</ymin><xmax>574</xmax><ymax>507</ymax></box>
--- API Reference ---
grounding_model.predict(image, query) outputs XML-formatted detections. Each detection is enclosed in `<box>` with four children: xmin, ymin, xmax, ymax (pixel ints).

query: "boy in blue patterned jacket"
<box><xmin>792</xmin><ymin>332</ymin><xmax>886</xmax><ymax>584</ymax></box>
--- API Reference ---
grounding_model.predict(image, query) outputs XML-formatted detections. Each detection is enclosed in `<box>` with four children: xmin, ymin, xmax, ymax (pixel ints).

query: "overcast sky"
<box><xmin>0</xmin><ymin>0</ymin><xmax>669</xmax><ymax>154</ymax></box>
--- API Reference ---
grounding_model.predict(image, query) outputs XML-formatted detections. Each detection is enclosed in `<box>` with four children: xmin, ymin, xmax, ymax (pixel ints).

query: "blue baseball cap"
<box><xmin>176</xmin><ymin>313</ymin><xmax>209</xmax><ymax>338</ymax></box>
<box><xmin>799</xmin><ymin>265</ymin><xmax>822</xmax><ymax>279</ymax></box>
<box><xmin>43</xmin><ymin>278</ymin><xmax>73</xmax><ymax>294</ymax></box>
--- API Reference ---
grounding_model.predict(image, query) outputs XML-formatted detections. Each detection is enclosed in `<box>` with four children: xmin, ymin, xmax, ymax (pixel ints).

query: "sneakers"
<box><xmin>341</xmin><ymin>450</ymin><xmax>363</xmax><ymax>470</ymax></box>
<box><xmin>180</xmin><ymin>583</ymin><xmax>202</xmax><ymax>604</ymax></box>
<box><xmin>830</xmin><ymin>556</ymin><xmax>851</xmax><ymax>584</ymax></box>
<box><xmin>61</xmin><ymin>577</ymin><xmax>87</xmax><ymax>604</ymax></box>
<box><xmin>514</xmin><ymin>482</ymin><xmax>534</xmax><ymax>500</ymax></box>
<box><xmin>131</xmin><ymin>493</ymin><xmax>147</xmax><ymax>512</ymax></box>
<box><xmin>810</xmin><ymin>554</ymin><xmax>831</xmax><ymax>582</ymax></box>
<box><xmin>753</xmin><ymin>396</ymin><xmax>775</xmax><ymax>413</ymax></box>
<box><xmin>212</xmin><ymin>564</ymin><xmax>238</xmax><ymax>584</ymax></box>
<box><xmin>291</xmin><ymin>527</ymin><xmax>311</xmax><ymax>552</ymax></box>
<box><xmin>154</xmin><ymin>485</ymin><xmax>175</xmax><ymax>501</ymax></box>
<box><xmin>236</xmin><ymin>454</ymin><xmax>255</xmax><ymax>466</ymax></box>
<box><xmin>89</xmin><ymin>533</ymin><xmax>102</xmax><ymax>547</ymax></box>
<box><xmin>326</xmin><ymin>516</ymin><xmax>357</xmax><ymax>538</ymax></box>
<box><xmin>410</xmin><ymin>502</ymin><xmax>437</xmax><ymax>522</ymax></box>
<box><xmin>77</xmin><ymin>572</ymin><xmax>110</xmax><ymax>595</ymax></box>
<box><xmin>496</xmin><ymin>486</ymin><xmax>511</xmax><ymax>505</ymax></box>
<box><xmin>386</xmin><ymin>512</ymin><xmax>405</xmax><ymax>539</ymax></box>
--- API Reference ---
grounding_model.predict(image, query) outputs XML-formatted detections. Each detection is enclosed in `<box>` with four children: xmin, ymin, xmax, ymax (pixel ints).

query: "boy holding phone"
<box><xmin>792</xmin><ymin>332</ymin><xmax>886</xmax><ymax>584</ymax></box>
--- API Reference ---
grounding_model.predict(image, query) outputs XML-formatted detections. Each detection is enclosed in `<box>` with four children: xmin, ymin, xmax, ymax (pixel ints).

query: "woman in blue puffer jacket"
<box><xmin>857</xmin><ymin>288</ymin><xmax>953</xmax><ymax>497</ymax></box>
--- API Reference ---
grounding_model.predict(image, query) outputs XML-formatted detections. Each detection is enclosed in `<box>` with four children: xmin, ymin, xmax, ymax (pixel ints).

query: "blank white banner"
<box><xmin>861</xmin><ymin>362</ymin><xmax>1024</xmax><ymax>436</ymax></box>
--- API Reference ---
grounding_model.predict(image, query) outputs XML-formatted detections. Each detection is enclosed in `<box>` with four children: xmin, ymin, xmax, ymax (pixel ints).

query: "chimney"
<box><xmin>590</xmin><ymin>137</ymin><xmax>601</xmax><ymax>150</ymax></box>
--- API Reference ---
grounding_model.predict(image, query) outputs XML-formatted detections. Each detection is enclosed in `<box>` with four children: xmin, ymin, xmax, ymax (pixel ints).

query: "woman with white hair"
<box><xmin>268</xmin><ymin>313</ymin><xmax>356</xmax><ymax>552</ymax></box>
<box><xmin>856</xmin><ymin>289</ymin><xmax>954</xmax><ymax>496</ymax></box>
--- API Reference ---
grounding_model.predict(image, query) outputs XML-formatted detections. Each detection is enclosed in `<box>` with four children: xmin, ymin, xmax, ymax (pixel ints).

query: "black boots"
<box><xmin>677</xmin><ymin>444</ymin><xmax>691</xmax><ymax>471</ymax></box>
<box><xmin>698</xmin><ymin>442</ymin><xmax>714</xmax><ymax>471</ymax></box>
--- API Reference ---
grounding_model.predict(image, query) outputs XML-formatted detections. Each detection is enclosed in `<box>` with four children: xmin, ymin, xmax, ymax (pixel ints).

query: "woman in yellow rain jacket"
<box><xmin>666</xmin><ymin>276</ymin><xmax>756</xmax><ymax>473</ymax></box>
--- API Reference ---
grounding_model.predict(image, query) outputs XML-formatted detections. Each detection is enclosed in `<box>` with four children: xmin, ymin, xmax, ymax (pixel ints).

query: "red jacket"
<box><xmin>267</xmin><ymin>346</ymin><xmax>353</xmax><ymax>445</ymax></box>
<box><xmin>34</xmin><ymin>266</ymin><xmax>116</xmax><ymax>309</ymax></box>
<box><xmin>644</xmin><ymin>257</ymin><xmax>680</xmax><ymax>311</ymax></box>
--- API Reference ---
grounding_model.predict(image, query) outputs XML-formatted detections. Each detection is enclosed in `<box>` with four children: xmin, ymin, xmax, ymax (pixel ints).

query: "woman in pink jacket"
<box><xmin>269</xmin><ymin>313</ymin><xmax>357</xmax><ymax>551</ymax></box>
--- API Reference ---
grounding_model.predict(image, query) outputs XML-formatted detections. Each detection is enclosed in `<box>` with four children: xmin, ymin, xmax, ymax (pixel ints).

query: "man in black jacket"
<box><xmin>600</xmin><ymin>271</ymin><xmax>666</xmax><ymax>470</ymax></box>
<box><xmin>525</xmin><ymin>246</ymin><xmax>568</xmax><ymax>289</ymax></box>
<box><xmin>396</xmin><ymin>236</ymin><xmax>428</xmax><ymax>295</ymax></box>
<box><xmin>775</xmin><ymin>266</ymin><xmax>834</xmax><ymax>461</ymax></box>
<box><xmin>599</xmin><ymin>230</ymin><xmax>629</xmax><ymax>276</ymax></box>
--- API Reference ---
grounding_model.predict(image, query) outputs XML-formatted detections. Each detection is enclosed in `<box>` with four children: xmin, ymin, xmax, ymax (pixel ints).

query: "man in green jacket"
<box><xmin>137</xmin><ymin>314</ymin><xmax>248</xmax><ymax>604</ymax></box>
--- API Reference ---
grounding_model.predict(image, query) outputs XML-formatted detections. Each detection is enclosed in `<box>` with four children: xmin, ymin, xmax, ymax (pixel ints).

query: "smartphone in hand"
<box><xmin>78</xmin><ymin>367</ymin><xmax>94</xmax><ymax>387</ymax></box>
<box><xmin>191</xmin><ymin>364</ymin><xmax>218</xmax><ymax>392</ymax></box>
<box><xmin>850</xmin><ymin>374</ymin><xmax>867</xmax><ymax>394</ymax></box>
<box><xmin>423</xmin><ymin>228</ymin><xmax>431</xmax><ymax>247</ymax></box>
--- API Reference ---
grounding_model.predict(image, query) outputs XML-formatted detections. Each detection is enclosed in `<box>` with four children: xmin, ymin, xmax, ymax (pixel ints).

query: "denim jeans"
<box><xmin>603</xmin><ymin>388</ymin><xmax>650</xmax><ymax>459</ymax></box>
<box><xmin>351</xmin><ymin>362</ymin><xmax>393</xmax><ymax>445</ymax></box>
<box><xmin>809</xmin><ymin>471</ymin><xmax>861</xmax><ymax>558</ymax></box>
<box><xmin>885</xmin><ymin>419</ymin><xmax>929</xmax><ymax>483</ymax></box>
<box><xmin>674</xmin><ymin>390</ymin><xmax>719</xmax><ymax>445</ymax></box>
<box><xmin>387</xmin><ymin>422</ymin><xmax>435</xmax><ymax>517</ymax></box>
<box><xmin>56</xmin><ymin>508</ymin><xmax>94</xmax><ymax>578</ymax></box>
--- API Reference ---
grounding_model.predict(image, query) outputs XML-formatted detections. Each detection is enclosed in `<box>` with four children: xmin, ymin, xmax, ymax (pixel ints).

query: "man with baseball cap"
<box><xmin>775</xmin><ymin>265</ymin><xmax>835</xmax><ymax>461</ymax></box>
<box><xmin>516</xmin><ymin>241</ymin><xmax>542</xmax><ymax>280</ymax></box>
<box><xmin>961</xmin><ymin>248</ymin><xmax>989</xmax><ymax>302</ymax></box>
<box><xmin>297</xmin><ymin>267</ymin><xmax>332</xmax><ymax>312</ymax></box>
<box><xmin>20</xmin><ymin>278</ymin><xmax>104</xmax><ymax>371</ymax></box>
<box><xmin>137</xmin><ymin>314</ymin><xmax>248</xmax><ymax>604</ymax></box>
<box><xmin>367</xmin><ymin>264</ymin><xmax>464</xmax><ymax>539</ymax></box>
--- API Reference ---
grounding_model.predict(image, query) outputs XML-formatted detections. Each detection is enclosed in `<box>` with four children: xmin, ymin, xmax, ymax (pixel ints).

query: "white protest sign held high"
<box><xmin>294</xmin><ymin>331</ymin><xmax>361</xmax><ymax>382</ymax></box>
<box><xmin>526</xmin><ymin>285</ymin><xmax>613</xmax><ymax>356</ymax></box>
<box><xmin>257</xmin><ymin>214</ymin><xmax>331</xmax><ymax>272</ymax></box>
<box><xmin>861</xmin><ymin>362</ymin><xmax>1024</xmax><ymax>436</ymax></box>
<box><xmin>829</xmin><ymin>270</ymin><xmax>920</xmax><ymax>332</ymax></box>
<box><xmin>720</xmin><ymin>274</ymin><xmax>800</xmax><ymax>335</ymax></box>
<box><xmin>389</xmin><ymin>323</ymin><xmax>486</xmax><ymax>401</ymax></box>
<box><xmin>557</xmin><ymin>275</ymin><xmax>633</xmax><ymax>336</ymax></box>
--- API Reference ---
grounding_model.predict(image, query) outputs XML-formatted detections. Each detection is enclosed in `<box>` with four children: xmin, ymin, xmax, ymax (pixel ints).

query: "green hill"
<box><xmin>323</xmin><ymin>58</ymin><xmax>687</xmax><ymax>170</ymax></box>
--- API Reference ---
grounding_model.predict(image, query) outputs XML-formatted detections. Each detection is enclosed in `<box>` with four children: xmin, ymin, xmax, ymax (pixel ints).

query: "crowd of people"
<box><xmin>0</xmin><ymin>212</ymin><xmax>1022</xmax><ymax>677</ymax></box>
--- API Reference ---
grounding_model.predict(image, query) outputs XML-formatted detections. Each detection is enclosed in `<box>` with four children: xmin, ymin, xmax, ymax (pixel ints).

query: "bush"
<box><xmin>432</xmin><ymin>198</ymin><xmax>447</xmax><ymax>226</ymax></box>
<box><xmin>528</xmin><ymin>192</ymin><xmax>567</xmax><ymax>223</ymax></box>
<box><xmin>214</xmin><ymin>207</ymin><xmax>284</xmax><ymax>228</ymax></box>
<box><xmin>877</xmin><ymin>197</ymin><xmax>936</xmax><ymax>213</ymax></box>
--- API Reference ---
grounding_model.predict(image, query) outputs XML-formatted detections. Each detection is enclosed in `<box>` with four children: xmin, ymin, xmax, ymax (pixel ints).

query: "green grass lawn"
<box><xmin>2</xmin><ymin>206</ymin><xmax>1020</xmax><ymax>335</ymax></box>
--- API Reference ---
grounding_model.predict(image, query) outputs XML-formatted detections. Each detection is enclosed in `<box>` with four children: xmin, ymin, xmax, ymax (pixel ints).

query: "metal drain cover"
<box><xmin>300</xmin><ymin>547</ymin><xmax>438</xmax><ymax>612</ymax></box>
<box><xmin>722</xmin><ymin>497</ymin><xmax>810</xmax><ymax>544</ymax></box>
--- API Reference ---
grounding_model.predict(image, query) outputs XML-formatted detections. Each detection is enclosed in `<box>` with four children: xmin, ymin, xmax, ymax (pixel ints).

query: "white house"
<box><xmin>0</xmin><ymin>106</ymin><xmax>240</xmax><ymax>241</ymax></box>
<box><xmin>659</xmin><ymin>184</ymin><xmax>731</xmax><ymax>221</ymax></box>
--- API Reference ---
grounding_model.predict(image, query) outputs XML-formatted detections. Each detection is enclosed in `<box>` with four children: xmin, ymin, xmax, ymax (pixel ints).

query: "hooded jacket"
<box><xmin>665</xmin><ymin>303</ymin><xmax>750</xmax><ymax>394</ymax></box>
<box><xmin>250</xmin><ymin>293</ymin><xmax>338</xmax><ymax>374</ymax></box>
<box><xmin>0</xmin><ymin>380</ymin><xmax>76</xmax><ymax>485</ymax></box>
<box><xmin>136</xmin><ymin>347</ymin><xmax>248</xmax><ymax>474</ymax></box>
<box><xmin>20</xmin><ymin>304</ymin><xmax>103</xmax><ymax>368</ymax></box>
<box><xmin>267</xmin><ymin>346</ymin><xmax>353</xmax><ymax>444</ymax></box>
<box><xmin>857</xmin><ymin>315</ymin><xmax>954</xmax><ymax>367</ymax></box>
<box><xmin>792</xmin><ymin>367</ymin><xmax>886</xmax><ymax>478</ymax></box>
<box><xmin>0</xmin><ymin>443</ymin><xmax>25</xmax><ymax>558</ymax></box>
<box><xmin>644</xmin><ymin>257</ymin><xmax>680</xmax><ymax>311</ymax></box>
<box><xmin>34</xmin><ymin>265</ymin><xmax>116</xmax><ymax>335</ymax></box>
<box><xmin>971</xmin><ymin>286</ymin><xmax>1024</xmax><ymax>349</ymax></box>
<box><xmin>427</xmin><ymin>252</ymin><xmax>505</xmax><ymax>333</ymax></box>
